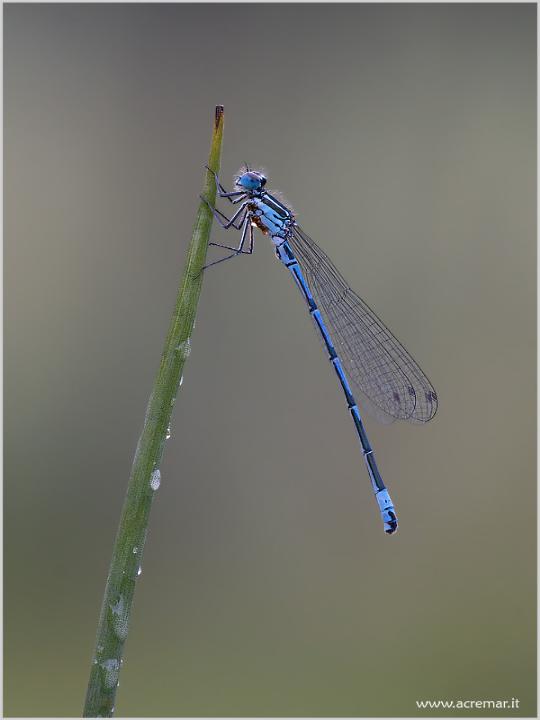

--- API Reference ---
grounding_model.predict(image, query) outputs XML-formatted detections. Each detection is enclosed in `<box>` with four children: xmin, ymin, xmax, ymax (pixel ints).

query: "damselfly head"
<box><xmin>235</xmin><ymin>170</ymin><xmax>267</xmax><ymax>192</ymax></box>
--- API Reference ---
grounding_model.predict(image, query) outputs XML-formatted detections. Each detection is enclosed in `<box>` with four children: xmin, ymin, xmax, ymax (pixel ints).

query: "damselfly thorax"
<box><xmin>248</xmin><ymin>194</ymin><xmax>295</xmax><ymax>244</ymax></box>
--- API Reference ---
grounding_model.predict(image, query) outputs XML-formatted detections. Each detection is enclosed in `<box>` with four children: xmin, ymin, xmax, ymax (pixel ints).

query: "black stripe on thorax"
<box><xmin>261</xmin><ymin>192</ymin><xmax>292</xmax><ymax>218</ymax></box>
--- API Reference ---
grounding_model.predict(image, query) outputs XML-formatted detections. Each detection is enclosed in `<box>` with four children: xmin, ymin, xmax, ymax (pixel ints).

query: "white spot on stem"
<box><xmin>150</xmin><ymin>469</ymin><xmax>161</xmax><ymax>491</ymax></box>
<box><xmin>177</xmin><ymin>338</ymin><xmax>191</xmax><ymax>358</ymax></box>
<box><xmin>101</xmin><ymin>658</ymin><xmax>120</xmax><ymax>689</ymax></box>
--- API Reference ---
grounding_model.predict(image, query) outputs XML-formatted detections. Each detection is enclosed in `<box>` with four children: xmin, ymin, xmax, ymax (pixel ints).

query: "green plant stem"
<box><xmin>83</xmin><ymin>105</ymin><xmax>225</xmax><ymax>718</ymax></box>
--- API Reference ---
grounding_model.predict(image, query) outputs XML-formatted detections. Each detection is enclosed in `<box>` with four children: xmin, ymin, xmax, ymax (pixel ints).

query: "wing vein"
<box><xmin>287</xmin><ymin>226</ymin><xmax>438</xmax><ymax>424</ymax></box>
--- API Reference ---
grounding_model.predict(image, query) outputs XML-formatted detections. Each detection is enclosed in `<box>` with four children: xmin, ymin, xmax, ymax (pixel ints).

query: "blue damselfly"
<box><xmin>202</xmin><ymin>167</ymin><xmax>438</xmax><ymax>534</ymax></box>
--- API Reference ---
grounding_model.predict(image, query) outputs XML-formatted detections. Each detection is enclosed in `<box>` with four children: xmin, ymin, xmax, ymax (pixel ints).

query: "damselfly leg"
<box><xmin>202</xmin><ymin>215</ymin><xmax>254</xmax><ymax>271</ymax></box>
<box><xmin>205</xmin><ymin>166</ymin><xmax>246</xmax><ymax>204</ymax></box>
<box><xmin>200</xmin><ymin>195</ymin><xmax>249</xmax><ymax>229</ymax></box>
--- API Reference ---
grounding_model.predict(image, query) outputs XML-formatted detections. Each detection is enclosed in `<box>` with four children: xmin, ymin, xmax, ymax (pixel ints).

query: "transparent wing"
<box><xmin>287</xmin><ymin>225</ymin><xmax>438</xmax><ymax>424</ymax></box>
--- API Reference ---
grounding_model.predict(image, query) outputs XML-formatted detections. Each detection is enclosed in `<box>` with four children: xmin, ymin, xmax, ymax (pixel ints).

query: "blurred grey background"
<box><xmin>4</xmin><ymin>3</ymin><xmax>536</xmax><ymax>717</ymax></box>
